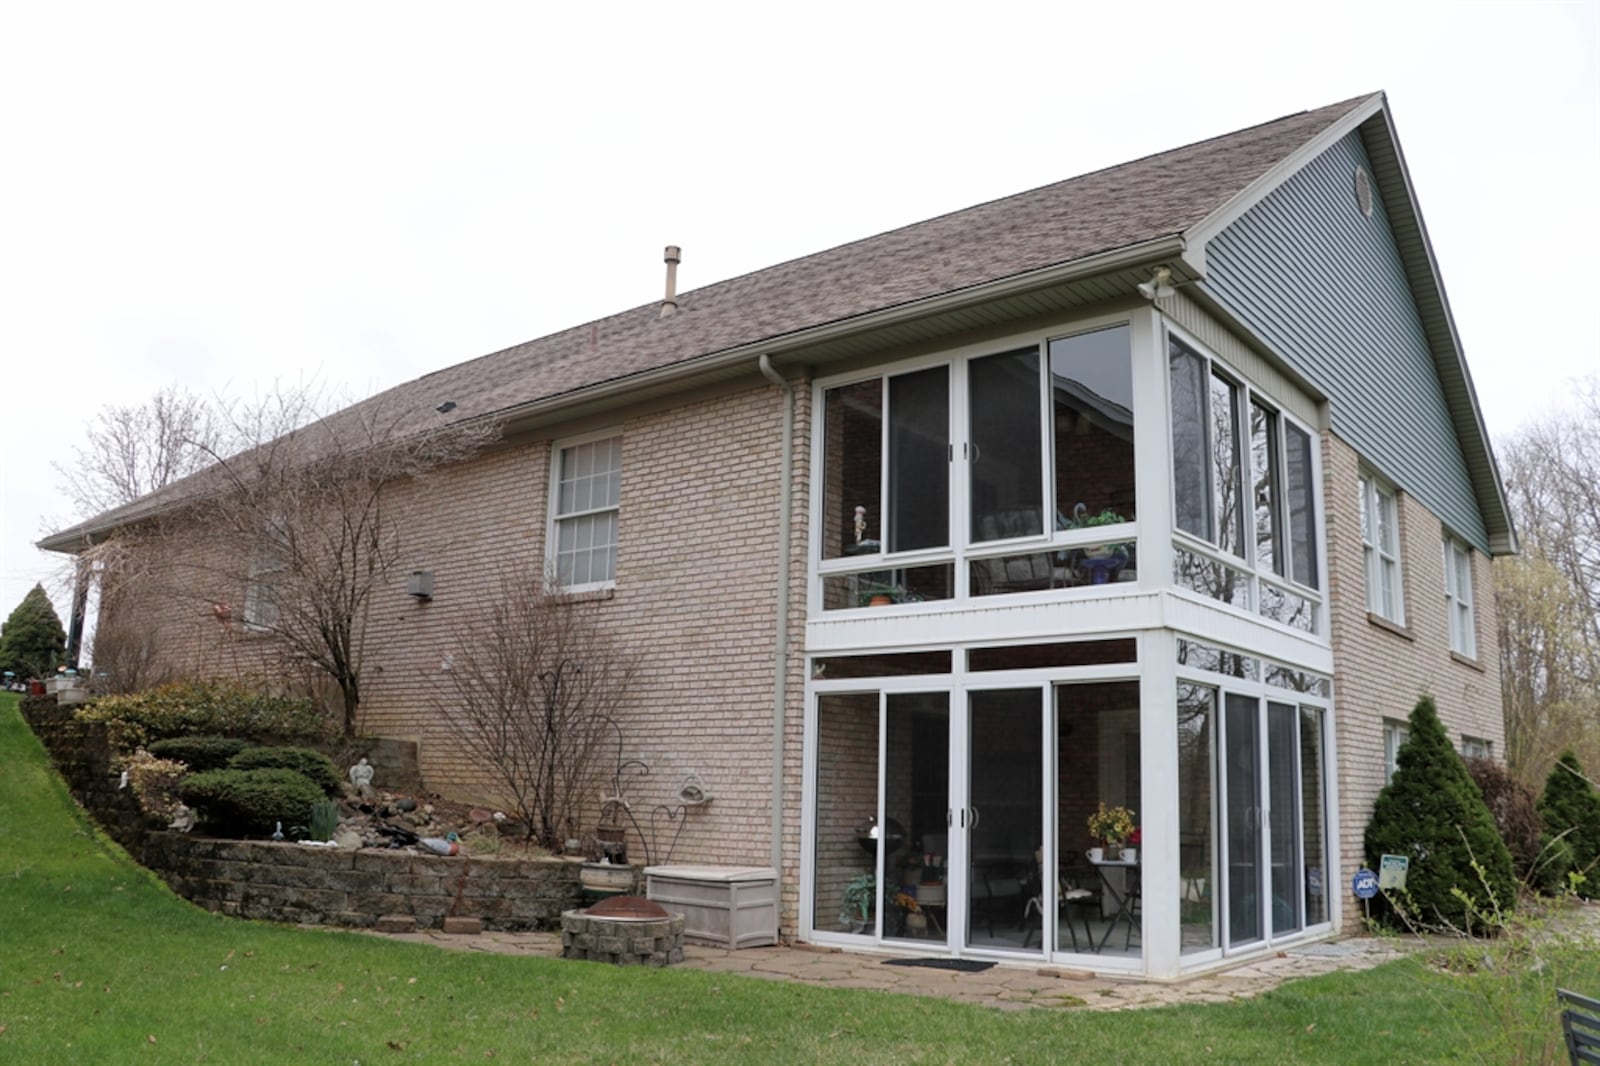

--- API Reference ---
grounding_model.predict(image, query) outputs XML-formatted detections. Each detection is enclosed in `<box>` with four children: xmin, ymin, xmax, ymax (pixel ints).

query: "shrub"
<box><xmin>1364</xmin><ymin>696</ymin><xmax>1516</xmax><ymax>931</ymax></box>
<box><xmin>1465</xmin><ymin>757</ymin><xmax>1570</xmax><ymax>895</ymax></box>
<box><xmin>228</xmin><ymin>746</ymin><xmax>342</xmax><ymax>795</ymax></box>
<box><xmin>122</xmin><ymin>749</ymin><xmax>190</xmax><ymax>822</ymax></box>
<box><xmin>1538</xmin><ymin>751</ymin><xmax>1600</xmax><ymax>898</ymax></box>
<box><xmin>147</xmin><ymin>735</ymin><xmax>252</xmax><ymax>772</ymax></box>
<box><xmin>177</xmin><ymin>768</ymin><xmax>324</xmax><ymax>837</ymax></box>
<box><xmin>77</xmin><ymin>679</ymin><xmax>332</xmax><ymax>751</ymax></box>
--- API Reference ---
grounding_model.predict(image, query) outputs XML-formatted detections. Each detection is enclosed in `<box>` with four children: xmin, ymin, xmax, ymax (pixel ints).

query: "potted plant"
<box><xmin>840</xmin><ymin>873</ymin><xmax>876</xmax><ymax>931</ymax></box>
<box><xmin>1087</xmin><ymin>802</ymin><xmax>1136</xmax><ymax>861</ymax></box>
<box><xmin>891</xmin><ymin>891</ymin><xmax>927</xmax><ymax>935</ymax></box>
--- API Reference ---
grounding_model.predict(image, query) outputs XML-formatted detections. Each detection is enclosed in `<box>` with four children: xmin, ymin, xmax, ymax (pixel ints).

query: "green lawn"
<box><xmin>1</xmin><ymin>691</ymin><xmax>1593</xmax><ymax>1064</ymax></box>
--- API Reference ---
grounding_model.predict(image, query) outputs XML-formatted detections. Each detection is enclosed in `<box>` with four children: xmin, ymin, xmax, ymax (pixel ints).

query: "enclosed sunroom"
<box><xmin>799</xmin><ymin>303</ymin><xmax>1337</xmax><ymax>977</ymax></box>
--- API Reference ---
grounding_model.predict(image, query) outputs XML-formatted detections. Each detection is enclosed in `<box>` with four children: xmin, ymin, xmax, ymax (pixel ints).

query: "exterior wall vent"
<box><xmin>1353</xmin><ymin>167</ymin><xmax>1374</xmax><ymax>218</ymax></box>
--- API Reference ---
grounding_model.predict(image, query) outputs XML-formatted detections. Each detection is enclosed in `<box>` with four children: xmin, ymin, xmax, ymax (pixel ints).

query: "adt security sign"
<box><xmin>1352</xmin><ymin>868</ymin><xmax>1379</xmax><ymax>899</ymax></box>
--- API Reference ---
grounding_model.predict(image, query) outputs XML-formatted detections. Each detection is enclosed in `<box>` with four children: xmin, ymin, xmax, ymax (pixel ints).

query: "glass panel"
<box><xmin>1211</xmin><ymin>374</ymin><xmax>1245</xmax><ymax>558</ymax></box>
<box><xmin>1050</xmin><ymin>325</ymin><xmax>1136</xmax><ymax>526</ymax></box>
<box><xmin>970</xmin><ymin>347</ymin><xmax>1043</xmax><ymax>544</ymax></box>
<box><xmin>1250</xmin><ymin>401</ymin><xmax>1280</xmax><ymax>576</ymax></box>
<box><xmin>1176</xmin><ymin>640</ymin><xmax>1260</xmax><ymax>680</ymax></box>
<box><xmin>1285</xmin><ymin>423</ymin><xmax>1318</xmax><ymax>589</ymax></box>
<box><xmin>1169</xmin><ymin>340</ymin><xmax>1210</xmax><ymax>539</ymax></box>
<box><xmin>812</xmin><ymin>651</ymin><xmax>951</xmax><ymax>680</ymax></box>
<box><xmin>1224</xmin><ymin>694</ymin><xmax>1261</xmax><ymax>947</ymax></box>
<box><xmin>822</xmin><ymin>380</ymin><xmax>883</xmax><ymax>560</ymax></box>
<box><xmin>1259</xmin><ymin>583</ymin><xmax>1317</xmax><ymax>633</ymax></box>
<box><xmin>967</xmin><ymin>688</ymin><xmax>1043</xmax><ymax>954</ymax></box>
<box><xmin>1174</xmin><ymin>547</ymin><xmax>1250</xmax><ymax>609</ymax></box>
<box><xmin>820</xmin><ymin>562</ymin><xmax>955</xmax><ymax>611</ymax></box>
<box><xmin>556</xmin><ymin>511</ymin><xmax>617</xmax><ymax>585</ymax></box>
<box><xmin>888</xmin><ymin>367</ymin><xmax>950</xmax><ymax>553</ymax></box>
<box><xmin>1178</xmin><ymin>683</ymin><xmax>1216</xmax><ymax>954</ymax></box>
<box><xmin>1299</xmin><ymin>706</ymin><xmax>1328</xmax><ymax>927</ymax></box>
<box><xmin>812</xmin><ymin>693</ymin><xmax>881</xmax><ymax>935</ymax></box>
<box><xmin>1054</xmin><ymin>681</ymin><xmax>1142</xmax><ymax>957</ymax></box>
<box><xmin>885</xmin><ymin>693</ymin><xmax>949</xmax><ymax>945</ymax></box>
<box><xmin>969</xmin><ymin>639</ymin><xmax>1136</xmax><ymax>672</ymax></box>
<box><xmin>1267</xmin><ymin>701</ymin><xmax>1301</xmax><ymax>935</ymax></box>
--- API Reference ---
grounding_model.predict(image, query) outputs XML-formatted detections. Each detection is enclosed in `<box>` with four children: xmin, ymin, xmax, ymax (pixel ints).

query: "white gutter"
<box><xmin>757</xmin><ymin>354</ymin><xmax>795</xmax><ymax>885</ymax></box>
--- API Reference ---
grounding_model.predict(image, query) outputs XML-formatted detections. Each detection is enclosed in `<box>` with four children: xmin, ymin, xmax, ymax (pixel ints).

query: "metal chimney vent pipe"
<box><xmin>660</xmin><ymin>245</ymin><xmax>681</xmax><ymax>318</ymax></box>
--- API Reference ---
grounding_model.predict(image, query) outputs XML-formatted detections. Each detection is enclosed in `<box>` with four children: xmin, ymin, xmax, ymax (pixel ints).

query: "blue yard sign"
<box><xmin>1352</xmin><ymin>868</ymin><xmax>1379</xmax><ymax>899</ymax></box>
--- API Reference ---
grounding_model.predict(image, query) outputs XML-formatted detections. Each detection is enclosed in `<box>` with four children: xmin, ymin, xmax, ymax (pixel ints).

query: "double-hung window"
<box><xmin>1359</xmin><ymin>474</ymin><xmax>1404</xmax><ymax>624</ymax></box>
<box><xmin>242</xmin><ymin>517</ymin><xmax>290</xmax><ymax>630</ymax></box>
<box><xmin>1443</xmin><ymin>536</ymin><xmax>1476</xmax><ymax>658</ymax></box>
<box><xmin>551</xmin><ymin>433</ymin><xmax>621</xmax><ymax>589</ymax></box>
<box><xmin>1168</xmin><ymin>335</ymin><xmax>1321</xmax><ymax>632</ymax></box>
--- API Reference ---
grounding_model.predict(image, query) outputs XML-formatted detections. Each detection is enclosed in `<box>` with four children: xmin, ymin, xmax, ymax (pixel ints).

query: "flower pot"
<box><xmin>1121</xmin><ymin>847</ymin><xmax>1138</xmax><ymax>863</ymax></box>
<box><xmin>904</xmin><ymin>911</ymin><xmax>928</xmax><ymax>935</ymax></box>
<box><xmin>868</xmin><ymin>594</ymin><xmax>894</xmax><ymax>607</ymax></box>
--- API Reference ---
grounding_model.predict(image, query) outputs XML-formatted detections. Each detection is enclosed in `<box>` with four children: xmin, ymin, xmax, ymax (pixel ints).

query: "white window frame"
<box><xmin>1461</xmin><ymin>736</ymin><xmax>1492</xmax><ymax>760</ymax></box>
<box><xmin>1383</xmin><ymin>718</ymin><xmax>1410</xmax><ymax>783</ymax></box>
<box><xmin>242</xmin><ymin>518</ymin><xmax>290</xmax><ymax>631</ymax></box>
<box><xmin>1359</xmin><ymin>473</ymin><xmax>1405</xmax><ymax>625</ymax></box>
<box><xmin>548</xmin><ymin>431</ymin><xmax>622</xmax><ymax>590</ymax></box>
<box><xmin>1443</xmin><ymin>536</ymin><xmax>1476</xmax><ymax>658</ymax></box>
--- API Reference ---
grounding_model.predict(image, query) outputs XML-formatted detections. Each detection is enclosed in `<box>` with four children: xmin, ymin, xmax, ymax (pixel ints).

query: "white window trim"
<box><xmin>1461</xmin><ymin>735</ymin><xmax>1492</xmax><ymax>760</ymax></box>
<box><xmin>242</xmin><ymin>518</ymin><xmax>290</xmax><ymax>631</ymax></box>
<box><xmin>1359</xmin><ymin>473</ymin><xmax>1405</xmax><ymax>626</ymax></box>
<box><xmin>547</xmin><ymin>429</ymin><xmax>622</xmax><ymax>591</ymax></box>
<box><xmin>1383</xmin><ymin>718</ymin><xmax>1410</xmax><ymax>783</ymax></box>
<box><xmin>1443</xmin><ymin>536</ymin><xmax>1476</xmax><ymax>659</ymax></box>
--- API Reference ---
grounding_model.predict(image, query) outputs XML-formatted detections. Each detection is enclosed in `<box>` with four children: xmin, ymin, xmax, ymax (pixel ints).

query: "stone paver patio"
<box><xmin>364</xmin><ymin>926</ymin><xmax>1416</xmax><ymax>1012</ymax></box>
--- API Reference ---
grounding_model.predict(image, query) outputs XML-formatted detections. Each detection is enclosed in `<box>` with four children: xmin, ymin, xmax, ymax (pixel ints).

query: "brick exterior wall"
<box><xmin>1322</xmin><ymin>432</ymin><xmax>1504</xmax><ymax>926</ymax></box>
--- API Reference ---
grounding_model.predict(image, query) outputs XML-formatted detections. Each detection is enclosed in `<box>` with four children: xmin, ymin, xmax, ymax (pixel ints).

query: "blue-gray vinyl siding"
<box><xmin>1201</xmin><ymin>132</ymin><xmax>1489</xmax><ymax>552</ymax></box>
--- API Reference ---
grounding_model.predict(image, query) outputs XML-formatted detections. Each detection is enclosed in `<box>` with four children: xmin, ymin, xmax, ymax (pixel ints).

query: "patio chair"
<box><xmin>1559</xmin><ymin>988</ymin><xmax>1600</xmax><ymax>1064</ymax></box>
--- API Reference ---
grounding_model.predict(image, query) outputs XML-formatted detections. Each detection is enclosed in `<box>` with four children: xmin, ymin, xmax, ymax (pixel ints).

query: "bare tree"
<box><xmin>54</xmin><ymin>385</ymin><xmax>236</xmax><ymax>518</ymax></box>
<box><xmin>435</xmin><ymin>575</ymin><xmax>638</xmax><ymax>850</ymax></box>
<box><xmin>1495</xmin><ymin>374</ymin><xmax>1600</xmax><ymax>785</ymax></box>
<box><xmin>85</xmin><ymin>386</ymin><xmax>498</xmax><ymax>732</ymax></box>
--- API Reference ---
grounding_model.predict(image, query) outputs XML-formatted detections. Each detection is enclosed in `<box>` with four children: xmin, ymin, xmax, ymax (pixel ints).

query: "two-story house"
<box><xmin>42</xmin><ymin>91</ymin><xmax>1513</xmax><ymax>978</ymax></box>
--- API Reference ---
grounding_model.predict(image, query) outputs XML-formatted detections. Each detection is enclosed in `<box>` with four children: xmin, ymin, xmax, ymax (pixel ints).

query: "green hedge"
<box><xmin>228</xmin><ymin>746</ymin><xmax>342</xmax><ymax>795</ymax></box>
<box><xmin>177</xmin><ymin>768</ymin><xmax>325</xmax><ymax>837</ymax></box>
<box><xmin>77</xmin><ymin>679</ymin><xmax>331</xmax><ymax>750</ymax></box>
<box><xmin>146</xmin><ymin>735</ymin><xmax>252</xmax><ymax>772</ymax></box>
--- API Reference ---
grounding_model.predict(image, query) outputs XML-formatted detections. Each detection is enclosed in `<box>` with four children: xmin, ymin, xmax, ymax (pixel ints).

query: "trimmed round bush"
<box><xmin>177</xmin><ymin>768</ymin><xmax>324</xmax><ymax>837</ymax></box>
<box><xmin>228</xmin><ymin>746</ymin><xmax>342</xmax><ymax>795</ymax></box>
<box><xmin>1365</xmin><ymin>696</ymin><xmax>1516</xmax><ymax>931</ymax></box>
<box><xmin>147</xmin><ymin>735</ymin><xmax>252</xmax><ymax>772</ymax></box>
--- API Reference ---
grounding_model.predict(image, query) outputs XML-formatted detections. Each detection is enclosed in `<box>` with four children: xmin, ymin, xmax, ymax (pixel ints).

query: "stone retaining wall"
<box><xmin>142</xmin><ymin>833</ymin><xmax>628</xmax><ymax>931</ymax></box>
<box><xmin>19</xmin><ymin>694</ymin><xmax>161</xmax><ymax>854</ymax></box>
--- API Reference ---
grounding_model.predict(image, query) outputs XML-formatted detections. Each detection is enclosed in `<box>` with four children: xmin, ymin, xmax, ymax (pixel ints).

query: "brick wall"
<box><xmin>1322</xmin><ymin>433</ymin><xmax>1505</xmax><ymax>926</ymax></box>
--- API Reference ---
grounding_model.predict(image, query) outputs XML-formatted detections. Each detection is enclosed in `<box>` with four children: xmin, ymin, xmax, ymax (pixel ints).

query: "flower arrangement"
<box><xmin>1087</xmin><ymin>802</ymin><xmax>1136</xmax><ymax>847</ymax></box>
<box><xmin>891</xmin><ymin>891</ymin><xmax>921</xmax><ymax>914</ymax></box>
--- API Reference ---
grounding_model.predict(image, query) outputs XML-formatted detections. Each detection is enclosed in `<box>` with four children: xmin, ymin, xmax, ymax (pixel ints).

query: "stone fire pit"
<box><xmin>561</xmin><ymin>895</ymin><xmax>685</xmax><ymax>966</ymax></box>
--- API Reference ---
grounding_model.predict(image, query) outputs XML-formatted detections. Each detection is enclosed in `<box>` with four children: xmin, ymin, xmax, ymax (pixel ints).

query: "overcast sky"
<box><xmin>2</xmin><ymin>1</ymin><xmax>1597</xmax><ymax>627</ymax></box>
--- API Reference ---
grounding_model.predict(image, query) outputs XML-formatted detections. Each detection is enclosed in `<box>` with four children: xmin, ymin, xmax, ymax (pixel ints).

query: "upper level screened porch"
<box><xmin>805</xmin><ymin>307</ymin><xmax>1330</xmax><ymax>651</ymax></box>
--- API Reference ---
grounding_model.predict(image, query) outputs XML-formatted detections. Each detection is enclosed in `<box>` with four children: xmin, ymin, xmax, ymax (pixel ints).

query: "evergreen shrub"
<box><xmin>147</xmin><ymin>735</ymin><xmax>252</xmax><ymax>772</ymax></box>
<box><xmin>78</xmin><ymin>679</ymin><xmax>331</xmax><ymax>750</ymax></box>
<box><xmin>1364</xmin><ymin>696</ymin><xmax>1516</xmax><ymax>931</ymax></box>
<box><xmin>228</xmin><ymin>746</ymin><xmax>342</xmax><ymax>795</ymax></box>
<box><xmin>1465</xmin><ymin>757</ymin><xmax>1569</xmax><ymax>895</ymax></box>
<box><xmin>177</xmin><ymin>768</ymin><xmax>323</xmax><ymax>837</ymax></box>
<box><xmin>1538</xmin><ymin>751</ymin><xmax>1600</xmax><ymax>899</ymax></box>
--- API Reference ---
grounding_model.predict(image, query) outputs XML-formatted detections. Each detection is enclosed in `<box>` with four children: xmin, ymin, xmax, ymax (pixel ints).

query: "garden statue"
<box><xmin>348</xmin><ymin>757</ymin><xmax>376</xmax><ymax>799</ymax></box>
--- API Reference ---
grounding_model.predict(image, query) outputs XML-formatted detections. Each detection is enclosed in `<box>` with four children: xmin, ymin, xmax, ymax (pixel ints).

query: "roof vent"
<box><xmin>660</xmin><ymin>245</ymin><xmax>681</xmax><ymax>318</ymax></box>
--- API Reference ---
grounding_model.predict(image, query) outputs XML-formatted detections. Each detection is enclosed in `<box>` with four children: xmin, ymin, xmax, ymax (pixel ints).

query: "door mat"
<box><xmin>882</xmin><ymin>958</ymin><xmax>995</xmax><ymax>973</ymax></box>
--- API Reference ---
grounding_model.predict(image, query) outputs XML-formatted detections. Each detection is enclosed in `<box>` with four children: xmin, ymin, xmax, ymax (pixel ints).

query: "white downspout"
<box><xmin>758</xmin><ymin>354</ymin><xmax>794</xmax><ymax>888</ymax></box>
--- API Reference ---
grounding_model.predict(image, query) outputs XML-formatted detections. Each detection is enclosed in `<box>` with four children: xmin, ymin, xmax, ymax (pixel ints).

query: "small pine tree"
<box><xmin>0</xmin><ymin>584</ymin><xmax>67</xmax><ymax>680</ymax></box>
<box><xmin>1538</xmin><ymin>751</ymin><xmax>1600</xmax><ymax>899</ymax></box>
<box><xmin>1364</xmin><ymin>696</ymin><xmax>1516</xmax><ymax>930</ymax></box>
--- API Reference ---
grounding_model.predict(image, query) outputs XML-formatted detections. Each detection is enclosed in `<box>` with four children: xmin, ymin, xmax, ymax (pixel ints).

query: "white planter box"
<box><xmin>645</xmin><ymin>864</ymin><xmax>778</xmax><ymax>949</ymax></box>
